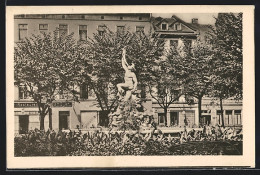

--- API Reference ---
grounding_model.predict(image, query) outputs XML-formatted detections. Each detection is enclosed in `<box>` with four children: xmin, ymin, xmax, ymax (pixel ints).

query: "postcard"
<box><xmin>6</xmin><ymin>5</ymin><xmax>255</xmax><ymax>168</ymax></box>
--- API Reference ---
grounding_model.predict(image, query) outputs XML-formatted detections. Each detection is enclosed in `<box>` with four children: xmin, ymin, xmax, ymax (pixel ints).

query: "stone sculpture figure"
<box><xmin>116</xmin><ymin>47</ymin><xmax>137</xmax><ymax>101</ymax></box>
<box><xmin>108</xmin><ymin>47</ymin><xmax>145</xmax><ymax>131</ymax></box>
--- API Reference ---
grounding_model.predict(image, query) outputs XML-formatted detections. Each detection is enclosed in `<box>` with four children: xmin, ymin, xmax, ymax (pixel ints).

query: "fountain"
<box><xmin>108</xmin><ymin>47</ymin><xmax>152</xmax><ymax>132</ymax></box>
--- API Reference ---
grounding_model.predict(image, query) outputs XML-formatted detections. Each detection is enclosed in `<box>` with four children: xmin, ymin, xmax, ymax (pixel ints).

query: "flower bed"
<box><xmin>14</xmin><ymin>127</ymin><xmax>243</xmax><ymax>156</ymax></box>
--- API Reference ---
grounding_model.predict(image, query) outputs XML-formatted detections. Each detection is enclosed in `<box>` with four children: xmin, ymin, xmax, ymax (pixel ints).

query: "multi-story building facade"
<box><xmin>14</xmin><ymin>13</ymin><xmax>242</xmax><ymax>134</ymax></box>
<box><xmin>150</xmin><ymin>15</ymin><xmax>242</xmax><ymax>129</ymax></box>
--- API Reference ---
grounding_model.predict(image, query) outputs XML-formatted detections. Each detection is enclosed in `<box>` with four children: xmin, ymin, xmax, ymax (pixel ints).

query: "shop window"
<box><xmin>225</xmin><ymin>110</ymin><xmax>233</xmax><ymax>125</ymax></box>
<box><xmin>59</xmin><ymin>24</ymin><xmax>68</xmax><ymax>37</ymax></box>
<box><xmin>18</xmin><ymin>24</ymin><xmax>28</xmax><ymax>40</ymax></box>
<box><xmin>217</xmin><ymin>110</ymin><xmax>223</xmax><ymax>125</ymax></box>
<box><xmin>170</xmin><ymin>112</ymin><xmax>179</xmax><ymax>126</ymax></box>
<box><xmin>234</xmin><ymin>110</ymin><xmax>242</xmax><ymax>125</ymax></box>
<box><xmin>79</xmin><ymin>25</ymin><xmax>87</xmax><ymax>41</ymax></box>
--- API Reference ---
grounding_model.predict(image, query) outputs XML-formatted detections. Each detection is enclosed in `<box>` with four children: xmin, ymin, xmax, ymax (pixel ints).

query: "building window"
<box><xmin>184</xmin><ymin>39</ymin><xmax>192</xmax><ymax>51</ymax></box>
<box><xmin>79</xmin><ymin>25</ymin><xmax>87</xmax><ymax>41</ymax></box>
<box><xmin>101</xmin><ymin>16</ymin><xmax>104</xmax><ymax>19</ymax></box>
<box><xmin>161</xmin><ymin>23</ymin><xmax>168</xmax><ymax>30</ymax></box>
<box><xmin>59</xmin><ymin>24</ymin><xmax>68</xmax><ymax>37</ymax></box>
<box><xmin>217</xmin><ymin>110</ymin><xmax>223</xmax><ymax>125</ymax></box>
<box><xmin>19</xmin><ymin>85</ymin><xmax>28</xmax><ymax>99</ymax></box>
<box><xmin>39</xmin><ymin>24</ymin><xmax>48</xmax><ymax>32</ymax></box>
<box><xmin>58</xmin><ymin>89</ymin><xmax>69</xmax><ymax>99</ymax></box>
<box><xmin>234</xmin><ymin>110</ymin><xmax>242</xmax><ymax>125</ymax></box>
<box><xmin>98</xmin><ymin>25</ymin><xmax>106</xmax><ymax>36</ymax></box>
<box><xmin>117</xmin><ymin>26</ymin><xmax>125</xmax><ymax>35</ymax></box>
<box><xmin>18</xmin><ymin>24</ymin><xmax>28</xmax><ymax>40</ymax></box>
<box><xmin>136</xmin><ymin>26</ymin><xmax>144</xmax><ymax>34</ymax></box>
<box><xmin>225</xmin><ymin>110</ymin><xmax>233</xmax><ymax>125</ymax></box>
<box><xmin>139</xmin><ymin>17</ymin><xmax>142</xmax><ymax>20</ymax></box>
<box><xmin>120</xmin><ymin>16</ymin><xmax>123</xmax><ymax>20</ymax></box>
<box><xmin>170</xmin><ymin>40</ymin><xmax>178</xmax><ymax>48</ymax></box>
<box><xmin>174</xmin><ymin>23</ymin><xmax>181</xmax><ymax>30</ymax></box>
<box><xmin>80</xmin><ymin>82</ymin><xmax>89</xmax><ymax>99</ymax></box>
<box><xmin>158</xmin><ymin>113</ymin><xmax>165</xmax><ymax>125</ymax></box>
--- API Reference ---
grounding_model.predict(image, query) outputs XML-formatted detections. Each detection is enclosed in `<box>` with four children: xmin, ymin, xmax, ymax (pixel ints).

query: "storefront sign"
<box><xmin>53</xmin><ymin>102</ymin><xmax>72</xmax><ymax>107</ymax></box>
<box><xmin>14</xmin><ymin>111</ymin><xmax>39</xmax><ymax>116</ymax></box>
<box><xmin>14</xmin><ymin>103</ymin><xmax>38</xmax><ymax>108</ymax></box>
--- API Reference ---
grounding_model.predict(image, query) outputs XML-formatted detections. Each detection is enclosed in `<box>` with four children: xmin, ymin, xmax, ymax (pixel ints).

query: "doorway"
<box><xmin>200</xmin><ymin>115</ymin><xmax>211</xmax><ymax>126</ymax></box>
<box><xmin>19</xmin><ymin>115</ymin><xmax>29</xmax><ymax>134</ymax></box>
<box><xmin>59</xmin><ymin>111</ymin><xmax>70</xmax><ymax>130</ymax></box>
<box><xmin>158</xmin><ymin>113</ymin><xmax>165</xmax><ymax>126</ymax></box>
<box><xmin>170</xmin><ymin>112</ymin><xmax>179</xmax><ymax>126</ymax></box>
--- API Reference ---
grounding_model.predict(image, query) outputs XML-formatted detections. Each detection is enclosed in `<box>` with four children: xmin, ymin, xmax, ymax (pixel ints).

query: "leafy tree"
<box><xmin>14</xmin><ymin>30</ymin><xmax>85</xmax><ymax>130</ymax></box>
<box><xmin>166</xmin><ymin>39</ymin><xmax>214</xmax><ymax>126</ymax></box>
<box><xmin>146</xmin><ymin>54</ymin><xmax>183</xmax><ymax>126</ymax></box>
<box><xmin>208</xmin><ymin>13</ymin><xmax>243</xmax><ymax>126</ymax></box>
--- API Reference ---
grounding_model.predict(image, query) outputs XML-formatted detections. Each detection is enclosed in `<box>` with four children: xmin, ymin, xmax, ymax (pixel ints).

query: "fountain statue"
<box><xmin>108</xmin><ymin>47</ymin><xmax>141</xmax><ymax>131</ymax></box>
<box><xmin>116</xmin><ymin>47</ymin><xmax>138</xmax><ymax>101</ymax></box>
<box><xmin>108</xmin><ymin>47</ymin><xmax>155</xmax><ymax>132</ymax></box>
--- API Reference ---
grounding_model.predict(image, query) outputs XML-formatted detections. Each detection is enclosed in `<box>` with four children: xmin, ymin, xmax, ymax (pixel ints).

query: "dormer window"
<box><xmin>161</xmin><ymin>23</ymin><xmax>168</xmax><ymax>30</ymax></box>
<box><xmin>174</xmin><ymin>23</ymin><xmax>181</xmax><ymax>30</ymax></box>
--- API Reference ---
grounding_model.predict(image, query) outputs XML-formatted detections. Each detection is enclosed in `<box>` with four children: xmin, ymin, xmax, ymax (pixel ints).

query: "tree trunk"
<box><xmin>48</xmin><ymin>107</ymin><xmax>52</xmax><ymax>130</ymax></box>
<box><xmin>164</xmin><ymin>107</ymin><xmax>167</xmax><ymax>126</ymax></box>
<box><xmin>198</xmin><ymin>96</ymin><xmax>202</xmax><ymax>126</ymax></box>
<box><xmin>40</xmin><ymin>113</ymin><xmax>45</xmax><ymax>130</ymax></box>
<box><xmin>220</xmin><ymin>97</ymin><xmax>225</xmax><ymax>127</ymax></box>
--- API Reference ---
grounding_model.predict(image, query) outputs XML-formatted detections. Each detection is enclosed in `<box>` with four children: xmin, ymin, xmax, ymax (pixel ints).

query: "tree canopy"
<box><xmin>14</xmin><ymin>30</ymin><xmax>85</xmax><ymax>129</ymax></box>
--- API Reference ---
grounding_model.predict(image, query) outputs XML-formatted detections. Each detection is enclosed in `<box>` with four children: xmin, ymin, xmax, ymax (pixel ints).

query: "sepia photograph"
<box><xmin>6</xmin><ymin>5</ymin><xmax>255</xmax><ymax>168</ymax></box>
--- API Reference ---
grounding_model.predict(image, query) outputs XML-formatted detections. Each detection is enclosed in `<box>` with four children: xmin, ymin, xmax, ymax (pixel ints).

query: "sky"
<box><xmin>152</xmin><ymin>13</ymin><xmax>218</xmax><ymax>25</ymax></box>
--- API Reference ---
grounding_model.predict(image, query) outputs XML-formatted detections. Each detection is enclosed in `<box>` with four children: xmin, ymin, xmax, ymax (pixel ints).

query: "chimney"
<box><xmin>192</xmin><ymin>18</ymin><xmax>198</xmax><ymax>24</ymax></box>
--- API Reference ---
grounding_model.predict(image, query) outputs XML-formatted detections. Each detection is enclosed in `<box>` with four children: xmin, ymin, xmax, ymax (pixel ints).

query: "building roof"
<box><xmin>188</xmin><ymin>23</ymin><xmax>213</xmax><ymax>35</ymax></box>
<box><xmin>151</xmin><ymin>15</ymin><xmax>198</xmax><ymax>32</ymax></box>
<box><xmin>14</xmin><ymin>13</ymin><xmax>151</xmax><ymax>22</ymax></box>
<box><xmin>151</xmin><ymin>14</ymin><xmax>214</xmax><ymax>40</ymax></box>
